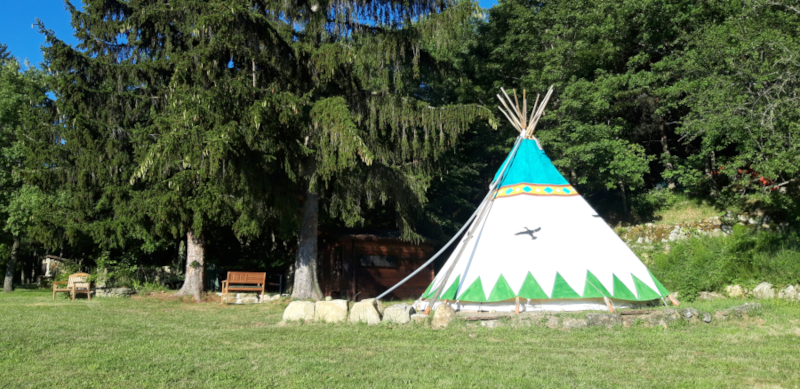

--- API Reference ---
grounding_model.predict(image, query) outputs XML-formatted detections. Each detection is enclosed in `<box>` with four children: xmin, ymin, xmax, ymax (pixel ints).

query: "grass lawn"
<box><xmin>1</xmin><ymin>288</ymin><xmax>799</xmax><ymax>388</ymax></box>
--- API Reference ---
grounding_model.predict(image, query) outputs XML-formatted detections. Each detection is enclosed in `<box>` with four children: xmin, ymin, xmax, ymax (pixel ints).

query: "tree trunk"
<box><xmin>619</xmin><ymin>181</ymin><xmax>629</xmax><ymax>215</ymax></box>
<box><xmin>3</xmin><ymin>235</ymin><xmax>19</xmax><ymax>292</ymax></box>
<box><xmin>291</xmin><ymin>189</ymin><xmax>323</xmax><ymax>300</ymax></box>
<box><xmin>175</xmin><ymin>228</ymin><xmax>205</xmax><ymax>302</ymax></box>
<box><xmin>659</xmin><ymin>121</ymin><xmax>675</xmax><ymax>189</ymax></box>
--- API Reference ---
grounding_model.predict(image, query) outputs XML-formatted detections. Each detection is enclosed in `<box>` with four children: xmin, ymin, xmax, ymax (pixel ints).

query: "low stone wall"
<box><xmin>616</xmin><ymin>213</ymin><xmax>791</xmax><ymax>244</ymax></box>
<box><xmin>280</xmin><ymin>299</ymin><xmax>763</xmax><ymax>329</ymax></box>
<box><xmin>695</xmin><ymin>282</ymin><xmax>800</xmax><ymax>301</ymax></box>
<box><xmin>95</xmin><ymin>287</ymin><xmax>136</xmax><ymax>298</ymax></box>
<box><xmin>215</xmin><ymin>292</ymin><xmax>282</xmax><ymax>304</ymax></box>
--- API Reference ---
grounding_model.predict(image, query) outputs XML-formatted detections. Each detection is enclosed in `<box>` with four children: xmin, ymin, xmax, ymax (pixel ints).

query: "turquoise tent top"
<box><xmin>492</xmin><ymin>138</ymin><xmax>569</xmax><ymax>187</ymax></box>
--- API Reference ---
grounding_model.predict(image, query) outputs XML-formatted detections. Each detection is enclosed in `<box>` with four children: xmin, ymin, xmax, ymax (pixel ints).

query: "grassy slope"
<box><xmin>653</xmin><ymin>198</ymin><xmax>720</xmax><ymax>225</ymax></box>
<box><xmin>2</xmin><ymin>290</ymin><xmax>799</xmax><ymax>388</ymax></box>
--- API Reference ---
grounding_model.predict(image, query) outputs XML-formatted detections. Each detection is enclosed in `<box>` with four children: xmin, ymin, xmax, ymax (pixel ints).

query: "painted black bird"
<box><xmin>515</xmin><ymin>227</ymin><xmax>541</xmax><ymax>240</ymax></box>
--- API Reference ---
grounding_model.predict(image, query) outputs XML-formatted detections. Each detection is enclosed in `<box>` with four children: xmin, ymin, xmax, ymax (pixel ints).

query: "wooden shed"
<box><xmin>318</xmin><ymin>229</ymin><xmax>437</xmax><ymax>301</ymax></box>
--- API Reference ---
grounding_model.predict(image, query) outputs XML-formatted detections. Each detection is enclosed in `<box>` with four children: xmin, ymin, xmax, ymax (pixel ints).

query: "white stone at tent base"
<box><xmin>315</xmin><ymin>300</ymin><xmax>349</xmax><ymax>323</ymax></box>
<box><xmin>348</xmin><ymin>301</ymin><xmax>382</xmax><ymax>325</ymax></box>
<box><xmin>383</xmin><ymin>303</ymin><xmax>416</xmax><ymax>324</ymax></box>
<box><xmin>283</xmin><ymin>301</ymin><xmax>315</xmax><ymax>321</ymax></box>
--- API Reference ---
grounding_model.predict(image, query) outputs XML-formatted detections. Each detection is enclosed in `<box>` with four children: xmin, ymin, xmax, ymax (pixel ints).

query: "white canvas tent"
<box><xmin>412</xmin><ymin>87</ymin><xmax>672</xmax><ymax>313</ymax></box>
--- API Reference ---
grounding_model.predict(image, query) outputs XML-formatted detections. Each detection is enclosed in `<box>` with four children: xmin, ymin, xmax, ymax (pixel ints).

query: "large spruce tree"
<box><xmin>39</xmin><ymin>0</ymin><xmax>488</xmax><ymax>301</ymax></box>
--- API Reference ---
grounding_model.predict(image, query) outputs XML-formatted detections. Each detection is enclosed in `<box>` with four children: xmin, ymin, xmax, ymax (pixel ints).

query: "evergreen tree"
<box><xmin>38</xmin><ymin>0</ymin><xmax>489</xmax><ymax>301</ymax></box>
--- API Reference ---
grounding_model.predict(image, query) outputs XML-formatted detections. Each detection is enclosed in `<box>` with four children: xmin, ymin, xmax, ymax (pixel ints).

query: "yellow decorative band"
<box><xmin>493</xmin><ymin>184</ymin><xmax>578</xmax><ymax>199</ymax></box>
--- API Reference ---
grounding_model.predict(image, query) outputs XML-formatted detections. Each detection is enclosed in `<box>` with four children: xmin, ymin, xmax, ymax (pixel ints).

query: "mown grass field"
<box><xmin>1</xmin><ymin>288</ymin><xmax>799</xmax><ymax>388</ymax></box>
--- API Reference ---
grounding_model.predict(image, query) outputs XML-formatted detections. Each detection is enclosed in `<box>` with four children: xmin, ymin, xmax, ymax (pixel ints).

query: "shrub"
<box><xmin>650</xmin><ymin>225</ymin><xmax>800</xmax><ymax>300</ymax></box>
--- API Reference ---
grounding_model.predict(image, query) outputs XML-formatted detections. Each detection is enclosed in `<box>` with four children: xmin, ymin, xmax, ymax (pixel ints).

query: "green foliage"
<box><xmin>651</xmin><ymin>226</ymin><xmax>800</xmax><ymax>300</ymax></box>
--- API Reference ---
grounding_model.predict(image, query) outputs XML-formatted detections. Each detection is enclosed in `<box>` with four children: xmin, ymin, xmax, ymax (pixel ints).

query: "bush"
<box><xmin>650</xmin><ymin>225</ymin><xmax>800</xmax><ymax>300</ymax></box>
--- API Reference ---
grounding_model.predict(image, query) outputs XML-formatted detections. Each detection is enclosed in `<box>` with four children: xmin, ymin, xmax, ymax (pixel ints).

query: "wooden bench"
<box><xmin>221</xmin><ymin>272</ymin><xmax>266</xmax><ymax>304</ymax></box>
<box><xmin>52</xmin><ymin>272</ymin><xmax>92</xmax><ymax>301</ymax></box>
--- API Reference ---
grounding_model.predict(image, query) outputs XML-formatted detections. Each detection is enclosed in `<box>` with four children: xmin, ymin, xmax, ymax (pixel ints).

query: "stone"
<box><xmin>561</xmin><ymin>318</ymin><xmax>588</xmax><ymax>329</ymax></box>
<box><xmin>621</xmin><ymin>316</ymin><xmax>637</xmax><ymax>327</ymax></box>
<box><xmin>314</xmin><ymin>300</ymin><xmax>349</xmax><ymax>323</ymax></box>
<box><xmin>360</xmin><ymin>298</ymin><xmax>386</xmax><ymax>316</ymax></box>
<box><xmin>283</xmin><ymin>301</ymin><xmax>315</xmax><ymax>322</ymax></box>
<box><xmin>431</xmin><ymin>304</ymin><xmax>457</xmax><ymax>329</ymax></box>
<box><xmin>680</xmin><ymin>308</ymin><xmax>700</xmax><ymax>319</ymax></box>
<box><xmin>325</xmin><ymin>296</ymin><xmax>332</xmax><ymax>301</ymax></box>
<box><xmin>700</xmin><ymin>311</ymin><xmax>712</xmax><ymax>323</ymax></box>
<box><xmin>777</xmin><ymin>285</ymin><xmax>799</xmax><ymax>300</ymax></box>
<box><xmin>726</xmin><ymin>285</ymin><xmax>745</xmax><ymax>298</ymax></box>
<box><xmin>411</xmin><ymin>313</ymin><xmax>428</xmax><ymax>324</ymax></box>
<box><xmin>730</xmin><ymin>303</ymin><xmax>762</xmax><ymax>315</ymax></box>
<box><xmin>648</xmin><ymin>309</ymin><xmax>682</xmax><ymax>327</ymax></box>
<box><xmin>698</xmin><ymin>291</ymin><xmax>727</xmax><ymax>301</ymax></box>
<box><xmin>545</xmin><ymin>316</ymin><xmax>560</xmax><ymax>329</ymax></box>
<box><xmin>752</xmin><ymin>282</ymin><xmax>775</xmax><ymax>299</ymax></box>
<box><xmin>95</xmin><ymin>287</ymin><xmax>136</xmax><ymax>298</ymax></box>
<box><xmin>348</xmin><ymin>301</ymin><xmax>382</xmax><ymax>325</ymax></box>
<box><xmin>383</xmin><ymin>303</ymin><xmax>415</xmax><ymax>324</ymax></box>
<box><xmin>261</xmin><ymin>294</ymin><xmax>281</xmax><ymax>302</ymax></box>
<box><xmin>585</xmin><ymin>313</ymin><xmax>620</xmax><ymax>328</ymax></box>
<box><xmin>481</xmin><ymin>320</ymin><xmax>503</xmax><ymax>329</ymax></box>
<box><xmin>237</xmin><ymin>296</ymin><xmax>259</xmax><ymax>304</ymax></box>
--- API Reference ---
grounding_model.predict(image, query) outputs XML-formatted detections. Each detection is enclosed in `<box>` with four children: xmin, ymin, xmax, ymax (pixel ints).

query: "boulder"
<box><xmin>348</xmin><ymin>301</ymin><xmax>382</xmax><ymax>325</ymax></box>
<box><xmin>725</xmin><ymin>285</ymin><xmax>745</xmax><ymax>298</ymax></box>
<box><xmin>752</xmin><ymin>282</ymin><xmax>775</xmax><ymax>299</ymax></box>
<box><xmin>585</xmin><ymin>313</ymin><xmax>620</xmax><ymax>328</ymax></box>
<box><xmin>360</xmin><ymin>298</ymin><xmax>386</xmax><ymax>316</ymax></box>
<box><xmin>383</xmin><ymin>303</ymin><xmax>415</xmax><ymax>324</ymax></box>
<box><xmin>431</xmin><ymin>303</ymin><xmax>456</xmax><ymax>329</ymax></box>
<box><xmin>283</xmin><ymin>301</ymin><xmax>315</xmax><ymax>322</ymax></box>
<box><xmin>315</xmin><ymin>299</ymin><xmax>350</xmax><ymax>323</ymax></box>
<box><xmin>698</xmin><ymin>291</ymin><xmax>727</xmax><ymax>301</ymax></box>
<box><xmin>778</xmin><ymin>285</ymin><xmax>799</xmax><ymax>301</ymax></box>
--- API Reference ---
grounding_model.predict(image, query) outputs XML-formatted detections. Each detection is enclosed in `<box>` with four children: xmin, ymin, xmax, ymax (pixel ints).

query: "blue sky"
<box><xmin>0</xmin><ymin>0</ymin><xmax>83</xmax><ymax>67</ymax></box>
<box><xmin>0</xmin><ymin>0</ymin><xmax>496</xmax><ymax>68</ymax></box>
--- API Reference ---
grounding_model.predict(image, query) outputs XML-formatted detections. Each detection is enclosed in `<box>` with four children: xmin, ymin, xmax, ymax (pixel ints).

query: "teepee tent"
<box><xmin>411</xmin><ymin>87</ymin><xmax>673</xmax><ymax>313</ymax></box>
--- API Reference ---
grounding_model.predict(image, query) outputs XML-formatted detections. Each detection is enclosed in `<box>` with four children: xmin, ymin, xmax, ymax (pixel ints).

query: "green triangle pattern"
<box><xmin>422</xmin><ymin>282</ymin><xmax>434</xmax><ymax>298</ymax></box>
<box><xmin>487</xmin><ymin>275</ymin><xmax>516</xmax><ymax>302</ymax></box>
<box><xmin>458</xmin><ymin>277</ymin><xmax>487</xmax><ymax>302</ymax></box>
<box><xmin>648</xmin><ymin>270</ymin><xmax>669</xmax><ymax>296</ymax></box>
<box><xmin>439</xmin><ymin>275</ymin><xmax>461</xmax><ymax>300</ymax></box>
<box><xmin>582</xmin><ymin>270</ymin><xmax>611</xmax><ymax>298</ymax></box>
<box><xmin>551</xmin><ymin>272</ymin><xmax>581</xmax><ymax>299</ymax></box>
<box><xmin>612</xmin><ymin>274</ymin><xmax>637</xmax><ymax>300</ymax></box>
<box><xmin>632</xmin><ymin>274</ymin><xmax>661</xmax><ymax>301</ymax></box>
<box><xmin>517</xmin><ymin>272</ymin><xmax>549</xmax><ymax>299</ymax></box>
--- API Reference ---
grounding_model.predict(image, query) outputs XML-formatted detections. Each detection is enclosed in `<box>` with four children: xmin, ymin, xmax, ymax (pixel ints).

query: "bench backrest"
<box><xmin>67</xmin><ymin>273</ymin><xmax>90</xmax><ymax>288</ymax></box>
<box><xmin>227</xmin><ymin>272</ymin><xmax>266</xmax><ymax>285</ymax></box>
